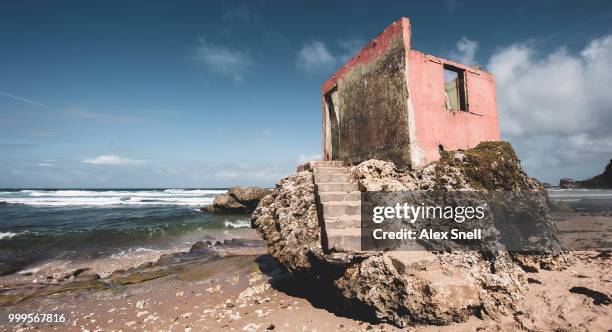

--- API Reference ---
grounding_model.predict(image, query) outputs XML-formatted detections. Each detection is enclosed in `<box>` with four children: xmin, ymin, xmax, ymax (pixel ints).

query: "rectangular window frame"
<box><xmin>443</xmin><ymin>64</ymin><xmax>468</xmax><ymax>112</ymax></box>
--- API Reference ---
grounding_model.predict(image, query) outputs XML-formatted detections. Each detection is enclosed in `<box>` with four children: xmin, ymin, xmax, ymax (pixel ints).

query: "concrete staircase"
<box><xmin>307</xmin><ymin>162</ymin><xmax>363</xmax><ymax>252</ymax></box>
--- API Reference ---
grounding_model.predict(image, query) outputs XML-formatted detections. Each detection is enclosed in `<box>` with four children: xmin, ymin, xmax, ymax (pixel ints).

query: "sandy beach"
<box><xmin>0</xmin><ymin>211</ymin><xmax>610</xmax><ymax>332</ymax></box>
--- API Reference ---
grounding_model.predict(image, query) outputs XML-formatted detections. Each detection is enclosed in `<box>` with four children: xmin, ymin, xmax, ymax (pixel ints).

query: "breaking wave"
<box><xmin>224</xmin><ymin>219</ymin><xmax>251</xmax><ymax>229</ymax></box>
<box><xmin>0</xmin><ymin>231</ymin><xmax>18</xmax><ymax>240</ymax></box>
<box><xmin>0</xmin><ymin>189</ymin><xmax>226</xmax><ymax>207</ymax></box>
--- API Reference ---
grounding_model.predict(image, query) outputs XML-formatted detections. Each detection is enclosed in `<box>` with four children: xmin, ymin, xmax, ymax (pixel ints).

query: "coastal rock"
<box><xmin>251</xmin><ymin>173</ymin><xmax>323</xmax><ymax>273</ymax></box>
<box><xmin>560</xmin><ymin>178</ymin><xmax>577</xmax><ymax>189</ymax></box>
<box><xmin>202</xmin><ymin>186</ymin><xmax>272</xmax><ymax>214</ymax></box>
<box><xmin>214</xmin><ymin>194</ymin><xmax>247</xmax><ymax>212</ymax></box>
<box><xmin>227</xmin><ymin>187</ymin><xmax>272</xmax><ymax>211</ymax></box>
<box><xmin>0</xmin><ymin>262</ymin><xmax>23</xmax><ymax>276</ymax></box>
<box><xmin>251</xmin><ymin>141</ymin><xmax>568</xmax><ymax>327</ymax></box>
<box><xmin>558</xmin><ymin>159</ymin><xmax>612</xmax><ymax>188</ymax></box>
<box><xmin>0</xmin><ymin>241</ymin><xmax>266</xmax><ymax>306</ymax></box>
<box><xmin>577</xmin><ymin>159</ymin><xmax>612</xmax><ymax>188</ymax></box>
<box><xmin>75</xmin><ymin>271</ymin><xmax>101</xmax><ymax>281</ymax></box>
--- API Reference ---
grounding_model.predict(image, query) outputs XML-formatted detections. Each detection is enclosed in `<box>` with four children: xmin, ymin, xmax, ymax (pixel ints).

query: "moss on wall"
<box><xmin>335</xmin><ymin>37</ymin><xmax>411</xmax><ymax>166</ymax></box>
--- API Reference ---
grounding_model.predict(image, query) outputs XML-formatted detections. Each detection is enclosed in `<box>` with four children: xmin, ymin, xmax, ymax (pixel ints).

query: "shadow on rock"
<box><xmin>254</xmin><ymin>254</ymin><xmax>380</xmax><ymax>324</ymax></box>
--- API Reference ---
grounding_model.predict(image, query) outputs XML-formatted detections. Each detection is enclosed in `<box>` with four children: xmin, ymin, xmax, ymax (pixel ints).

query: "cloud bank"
<box><xmin>449</xmin><ymin>37</ymin><xmax>479</xmax><ymax>66</ymax></box>
<box><xmin>82</xmin><ymin>155</ymin><xmax>143</xmax><ymax>166</ymax></box>
<box><xmin>485</xmin><ymin>35</ymin><xmax>612</xmax><ymax>182</ymax></box>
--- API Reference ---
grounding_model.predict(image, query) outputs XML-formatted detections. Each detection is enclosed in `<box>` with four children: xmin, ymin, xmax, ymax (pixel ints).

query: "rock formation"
<box><xmin>251</xmin><ymin>142</ymin><xmax>569</xmax><ymax>327</ymax></box>
<box><xmin>559</xmin><ymin>178</ymin><xmax>578</xmax><ymax>189</ymax></box>
<box><xmin>560</xmin><ymin>159</ymin><xmax>612</xmax><ymax>189</ymax></box>
<box><xmin>202</xmin><ymin>186</ymin><xmax>272</xmax><ymax>214</ymax></box>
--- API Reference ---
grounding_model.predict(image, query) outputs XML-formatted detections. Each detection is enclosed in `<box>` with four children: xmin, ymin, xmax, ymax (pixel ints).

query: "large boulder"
<box><xmin>251</xmin><ymin>141</ymin><xmax>568</xmax><ymax>327</ymax></box>
<box><xmin>559</xmin><ymin>178</ymin><xmax>577</xmax><ymax>189</ymax></box>
<box><xmin>213</xmin><ymin>193</ymin><xmax>247</xmax><ymax>212</ymax></box>
<box><xmin>202</xmin><ymin>186</ymin><xmax>272</xmax><ymax>214</ymax></box>
<box><xmin>227</xmin><ymin>187</ymin><xmax>273</xmax><ymax>211</ymax></box>
<box><xmin>251</xmin><ymin>173</ymin><xmax>323</xmax><ymax>273</ymax></box>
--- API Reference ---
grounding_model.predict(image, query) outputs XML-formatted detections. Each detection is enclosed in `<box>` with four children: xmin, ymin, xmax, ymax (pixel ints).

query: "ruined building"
<box><xmin>321</xmin><ymin>17</ymin><xmax>500</xmax><ymax>167</ymax></box>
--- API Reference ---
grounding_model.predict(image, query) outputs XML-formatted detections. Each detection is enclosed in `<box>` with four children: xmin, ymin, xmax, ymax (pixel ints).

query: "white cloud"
<box><xmin>296</xmin><ymin>39</ymin><xmax>366</xmax><ymax>75</ymax></box>
<box><xmin>297</xmin><ymin>41</ymin><xmax>337</xmax><ymax>74</ymax></box>
<box><xmin>82</xmin><ymin>155</ymin><xmax>143</xmax><ymax>166</ymax></box>
<box><xmin>337</xmin><ymin>38</ymin><xmax>365</xmax><ymax>62</ymax></box>
<box><xmin>487</xmin><ymin>34</ymin><xmax>612</xmax><ymax>182</ymax></box>
<box><xmin>192</xmin><ymin>38</ymin><xmax>254</xmax><ymax>81</ymax></box>
<box><xmin>449</xmin><ymin>37</ymin><xmax>479</xmax><ymax>66</ymax></box>
<box><xmin>0</xmin><ymin>91</ymin><xmax>50</xmax><ymax>108</ymax></box>
<box><xmin>37</xmin><ymin>163</ymin><xmax>54</xmax><ymax>167</ymax></box>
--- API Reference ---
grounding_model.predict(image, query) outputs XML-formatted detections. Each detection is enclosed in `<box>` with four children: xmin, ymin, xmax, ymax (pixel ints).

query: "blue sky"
<box><xmin>1</xmin><ymin>1</ymin><xmax>611</xmax><ymax>187</ymax></box>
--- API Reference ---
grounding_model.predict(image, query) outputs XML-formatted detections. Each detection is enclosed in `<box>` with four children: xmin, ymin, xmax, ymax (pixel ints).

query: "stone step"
<box><xmin>317</xmin><ymin>182</ymin><xmax>359</xmax><ymax>192</ymax></box>
<box><xmin>309</xmin><ymin>160</ymin><xmax>344</xmax><ymax>167</ymax></box>
<box><xmin>322</xmin><ymin>201</ymin><xmax>361</xmax><ymax>217</ymax></box>
<box><xmin>325</xmin><ymin>227</ymin><xmax>362</xmax><ymax>252</ymax></box>
<box><xmin>318</xmin><ymin>191</ymin><xmax>361</xmax><ymax>202</ymax></box>
<box><xmin>314</xmin><ymin>173</ymin><xmax>349</xmax><ymax>184</ymax></box>
<box><xmin>297</xmin><ymin>160</ymin><xmax>344</xmax><ymax>172</ymax></box>
<box><xmin>325</xmin><ymin>216</ymin><xmax>361</xmax><ymax>229</ymax></box>
<box><xmin>313</xmin><ymin>166</ymin><xmax>348</xmax><ymax>174</ymax></box>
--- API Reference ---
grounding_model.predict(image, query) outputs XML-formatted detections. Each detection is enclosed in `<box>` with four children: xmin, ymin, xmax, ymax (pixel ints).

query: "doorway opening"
<box><xmin>325</xmin><ymin>88</ymin><xmax>340</xmax><ymax>160</ymax></box>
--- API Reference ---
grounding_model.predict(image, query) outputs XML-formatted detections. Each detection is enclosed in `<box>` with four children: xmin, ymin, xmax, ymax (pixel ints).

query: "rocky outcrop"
<box><xmin>559</xmin><ymin>159</ymin><xmax>612</xmax><ymax>189</ymax></box>
<box><xmin>0</xmin><ymin>238</ymin><xmax>267</xmax><ymax>306</ymax></box>
<box><xmin>251</xmin><ymin>142</ymin><xmax>568</xmax><ymax>327</ymax></box>
<box><xmin>251</xmin><ymin>173</ymin><xmax>323</xmax><ymax>273</ymax></box>
<box><xmin>202</xmin><ymin>186</ymin><xmax>272</xmax><ymax>214</ymax></box>
<box><xmin>559</xmin><ymin>178</ymin><xmax>578</xmax><ymax>189</ymax></box>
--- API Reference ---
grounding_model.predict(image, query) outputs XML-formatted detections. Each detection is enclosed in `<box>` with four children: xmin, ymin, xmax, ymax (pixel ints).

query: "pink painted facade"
<box><xmin>321</xmin><ymin>17</ymin><xmax>500</xmax><ymax>167</ymax></box>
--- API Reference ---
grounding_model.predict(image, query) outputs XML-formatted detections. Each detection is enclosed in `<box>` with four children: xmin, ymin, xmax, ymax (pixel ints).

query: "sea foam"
<box><xmin>223</xmin><ymin>219</ymin><xmax>251</xmax><ymax>229</ymax></box>
<box><xmin>1</xmin><ymin>189</ymin><xmax>225</xmax><ymax>207</ymax></box>
<box><xmin>0</xmin><ymin>231</ymin><xmax>18</xmax><ymax>240</ymax></box>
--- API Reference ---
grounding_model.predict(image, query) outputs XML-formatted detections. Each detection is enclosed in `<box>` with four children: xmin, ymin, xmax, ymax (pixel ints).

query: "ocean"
<box><xmin>547</xmin><ymin>188</ymin><xmax>612</xmax><ymax>212</ymax></box>
<box><xmin>0</xmin><ymin>189</ymin><xmax>253</xmax><ymax>274</ymax></box>
<box><xmin>1</xmin><ymin>187</ymin><xmax>611</xmax><ymax>276</ymax></box>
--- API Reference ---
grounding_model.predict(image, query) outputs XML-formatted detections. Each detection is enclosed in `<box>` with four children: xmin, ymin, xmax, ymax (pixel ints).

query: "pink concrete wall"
<box><xmin>406</xmin><ymin>51</ymin><xmax>500</xmax><ymax>165</ymax></box>
<box><xmin>319</xmin><ymin>17</ymin><xmax>500</xmax><ymax>166</ymax></box>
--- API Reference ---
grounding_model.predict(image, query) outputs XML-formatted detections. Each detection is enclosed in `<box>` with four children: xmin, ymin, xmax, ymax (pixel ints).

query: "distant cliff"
<box><xmin>560</xmin><ymin>159</ymin><xmax>612</xmax><ymax>188</ymax></box>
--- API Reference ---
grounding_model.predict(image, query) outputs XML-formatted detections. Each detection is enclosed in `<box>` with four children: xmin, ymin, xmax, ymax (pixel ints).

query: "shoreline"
<box><xmin>0</xmin><ymin>212</ymin><xmax>610</xmax><ymax>331</ymax></box>
<box><xmin>0</xmin><ymin>227</ymin><xmax>260</xmax><ymax>285</ymax></box>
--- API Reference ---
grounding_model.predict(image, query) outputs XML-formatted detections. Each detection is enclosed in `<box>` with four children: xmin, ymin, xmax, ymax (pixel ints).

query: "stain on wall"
<box><xmin>333</xmin><ymin>38</ymin><xmax>411</xmax><ymax>166</ymax></box>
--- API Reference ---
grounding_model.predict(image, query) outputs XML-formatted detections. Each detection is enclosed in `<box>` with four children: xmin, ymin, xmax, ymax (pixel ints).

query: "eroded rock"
<box><xmin>202</xmin><ymin>186</ymin><xmax>272</xmax><ymax>214</ymax></box>
<box><xmin>251</xmin><ymin>172</ymin><xmax>323</xmax><ymax>274</ymax></box>
<box><xmin>251</xmin><ymin>141</ymin><xmax>569</xmax><ymax>327</ymax></box>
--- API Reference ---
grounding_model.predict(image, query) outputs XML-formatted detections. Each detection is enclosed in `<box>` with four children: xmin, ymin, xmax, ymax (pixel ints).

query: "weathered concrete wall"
<box><xmin>322</xmin><ymin>18</ymin><xmax>413</xmax><ymax>166</ymax></box>
<box><xmin>321</xmin><ymin>17</ymin><xmax>500</xmax><ymax>167</ymax></box>
<box><xmin>406</xmin><ymin>51</ymin><xmax>500</xmax><ymax>166</ymax></box>
<box><xmin>336</xmin><ymin>39</ymin><xmax>410</xmax><ymax>165</ymax></box>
